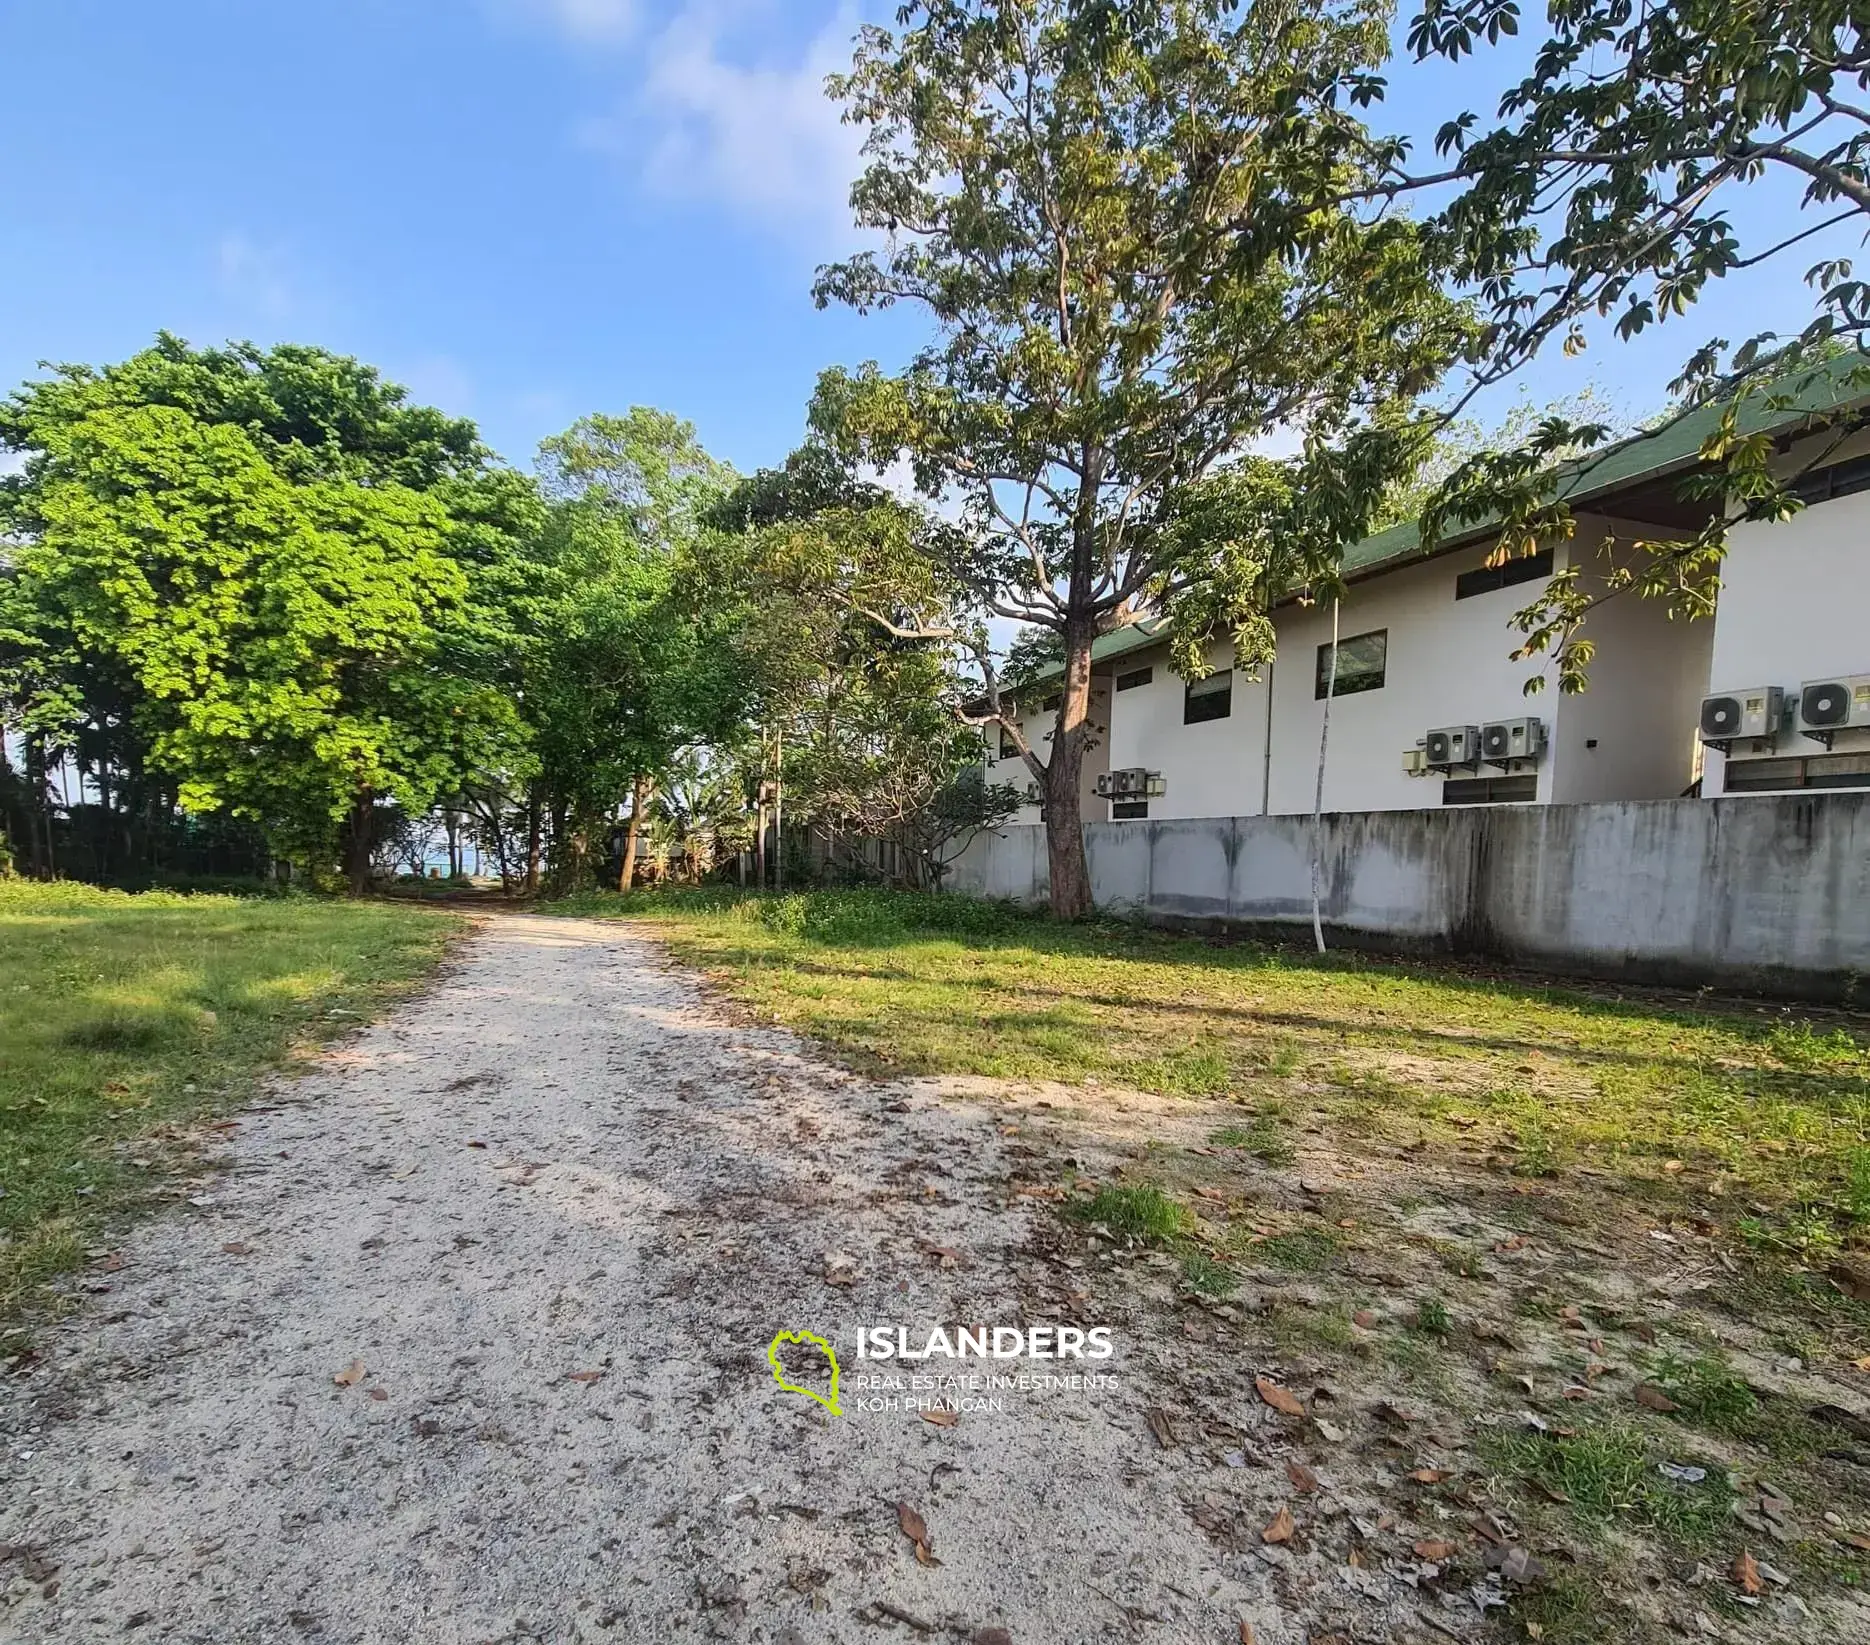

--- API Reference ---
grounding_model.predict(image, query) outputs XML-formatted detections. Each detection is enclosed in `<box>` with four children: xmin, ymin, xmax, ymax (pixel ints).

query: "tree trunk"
<box><xmin>341</xmin><ymin>789</ymin><xmax>376</xmax><ymax>896</ymax></box>
<box><xmin>525</xmin><ymin>788</ymin><xmax>543</xmax><ymax>896</ymax></box>
<box><xmin>1042</xmin><ymin>620</ymin><xmax>1096</xmax><ymax>919</ymax></box>
<box><xmin>619</xmin><ymin>772</ymin><xmax>650</xmax><ymax>892</ymax></box>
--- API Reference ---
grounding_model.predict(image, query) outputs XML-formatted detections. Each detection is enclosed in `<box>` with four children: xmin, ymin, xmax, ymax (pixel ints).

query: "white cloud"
<box><xmin>494</xmin><ymin>0</ymin><xmax>640</xmax><ymax>44</ymax></box>
<box><xmin>215</xmin><ymin>233</ymin><xmax>300</xmax><ymax>322</ymax></box>
<box><xmin>585</xmin><ymin>1</ymin><xmax>866</xmax><ymax>240</ymax></box>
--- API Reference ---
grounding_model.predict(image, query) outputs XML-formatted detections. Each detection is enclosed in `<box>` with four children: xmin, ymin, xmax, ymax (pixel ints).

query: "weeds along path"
<box><xmin>0</xmin><ymin>914</ymin><xmax>1296</xmax><ymax>1644</ymax></box>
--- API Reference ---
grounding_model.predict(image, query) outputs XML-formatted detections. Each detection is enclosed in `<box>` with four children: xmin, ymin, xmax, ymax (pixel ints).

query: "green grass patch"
<box><xmin>1253</xmin><ymin>1226</ymin><xmax>1341</xmax><ymax>1272</ymax></box>
<box><xmin>0</xmin><ymin>881</ymin><xmax>458</xmax><ymax>1331</ymax></box>
<box><xmin>1208</xmin><ymin>1113</ymin><xmax>1297</xmax><ymax>1166</ymax></box>
<box><xmin>1485</xmin><ymin>1423</ymin><xmax>1735</xmax><ymax>1545</ymax></box>
<box><xmin>1064</xmin><ymin>1184</ymin><xmax>1188</xmax><ymax>1244</ymax></box>
<box><xmin>1178</xmin><ymin>1249</ymin><xmax>1238</xmax><ymax>1297</ymax></box>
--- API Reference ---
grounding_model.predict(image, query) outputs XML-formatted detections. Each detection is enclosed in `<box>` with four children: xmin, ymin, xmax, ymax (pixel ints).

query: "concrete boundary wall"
<box><xmin>946</xmin><ymin>795</ymin><xmax>1870</xmax><ymax>998</ymax></box>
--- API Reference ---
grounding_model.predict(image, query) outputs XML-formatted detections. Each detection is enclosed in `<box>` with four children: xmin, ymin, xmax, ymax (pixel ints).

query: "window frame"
<box><xmin>1183</xmin><ymin>669</ymin><xmax>1233</xmax><ymax>725</ymax></box>
<box><xmin>1115</xmin><ymin>666</ymin><xmax>1153</xmax><ymax>692</ymax></box>
<box><xmin>1315</xmin><ymin>629</ymin><xmax>1387</xmax><ymax>700</ymax></box>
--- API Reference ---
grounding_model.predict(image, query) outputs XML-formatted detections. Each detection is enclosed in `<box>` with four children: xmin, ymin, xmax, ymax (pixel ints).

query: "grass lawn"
<box><xmin>559</xmin><ymin>886</ymin><xmax>1870</xmax><ymax>1253</ymax></box>
<box><xmin>0</xmin><ymin>881</ymin><xmax>459</xmax><ymax>1335</ymax></box>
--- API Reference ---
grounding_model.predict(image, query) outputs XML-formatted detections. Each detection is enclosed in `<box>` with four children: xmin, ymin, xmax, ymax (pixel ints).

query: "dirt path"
<box><xmin>0</xmin><ymin>916</ymin><xmax>1316</xmax><ymax>1645</ymax></box>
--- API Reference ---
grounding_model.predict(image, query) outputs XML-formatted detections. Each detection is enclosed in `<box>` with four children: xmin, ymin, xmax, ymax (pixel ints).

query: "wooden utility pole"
<box><xmin>619</xmin><ymin>772</ymin><xmax>650</xmax><ymax>892</ymax></box>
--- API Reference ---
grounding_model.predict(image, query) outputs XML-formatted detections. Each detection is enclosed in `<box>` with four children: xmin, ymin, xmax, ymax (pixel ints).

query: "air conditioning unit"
<box><xmin>1699</xmin><ymin>687</ymin><xmax>1783</xmax><ymax>745</ymax></box>
<box><xmin>1402</xmin><ymin>748</ymin><xmax>1429</xmax><ymax>776</ymax></box>
<box><xmin>1424</xmin><ymin>725</ymin><xmax>1480</xmax><ymax>770</ymax></box>
<box><xmin>1095</xmin><ymin>767</ymin><xmax>1166</xmax><ymax>799</ymax></box>
<box><xmin>1481</xmin><ymin>716</ymin><xmax>1547</xmax><ymax>766</ymax></box>
<box><xmin>1797</xmin><ymin>675</ymin><xmax>1870</xmax><ymax>743</ymax></box>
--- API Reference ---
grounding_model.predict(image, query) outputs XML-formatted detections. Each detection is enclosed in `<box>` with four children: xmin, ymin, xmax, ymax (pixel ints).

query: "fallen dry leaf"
<box><xmin>1408</xmin><ymin>1468</ymin><xmax>1451</xmax><ymax>1484</ymax></box>
<box><xmin>1634</xmin><ymin>1383</ymin><xmax>1679</xmax><ymax>1413</ymax></box>
<box><xmin>974</xmin><ymin>1631</ymin><xmax>1013</xmax><ymax>1645</ymax></box>
<box><xmin>1351</xmin><ymin>1309</ymin><xmax>1376</xmax><ymax>1328</ymax></box>
<box><xmin>1261</xmin><ymin>1504</ymin><xmax>1295</xmax><ymax>1545</ymax></box>
<box><xmin>1733</xmin><ymin>1549</ymin><xmax>1762</xmax><ymax>1596</ymax></box>
<box><xmin>824</xmin><ymin>1252</ymin><xmax>858</xmax><ymax>1287</ymax></box>
<box><xmin>921</xmin><ymin>1408</ymin><xmax>958</xmax><ymax>1428</ymax></box>
<box><xmin>913</xmin><ymin>1540</ymin><xmax>942</xmax><ymax>1568</ymax></box>
<box><xmin>1286</xmin><ymin>1460</ymin><xmax>1320</xmax><ymax>1494</ymax></box>
<box><xmin>567</xmin><ymin>1370</ymin><xmax>604</xmax><ymax>1384</ymax></box>
<box><xmin>896</xmin><ymin>1501</ymin><xmax>930</xmax><ymax>1548</ymax></box>
<box><xmin>332</xmin><ymin>1360</ymin><xmax>366</xmax><ymax>1388</ymax></box>
<box><xmin>1255</xmin><ymin>1377</ymin><xmax>1305</xmax><ymax>1418</ymax></box>
<box><xmin>1145</xmin><ymin>1406</ymin><xmax>1179</xmax><ymax>1448</ymax></box>
<box><xmin>1413</xmin><ymin>1539</ymin><xmax>1458</xmax><ymax>1561</ymax></box>
<box><xmin>1238</xmin><ymin>1624</ymin><xmax>1255</xmax><ymax>1645</ymax></box>
<box><xmin>220</xmin><ymin>1242</ymin><xmax>253</xmax><ymax>1256</ymax></box>
<box><xmin>367</xmin><ymin>1387</ymin><xmax>388</xmax><ymax>1402</ymax></box>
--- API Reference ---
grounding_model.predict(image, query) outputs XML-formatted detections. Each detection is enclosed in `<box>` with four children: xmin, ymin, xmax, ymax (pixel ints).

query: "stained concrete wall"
<box><xmin>946</xmin><ymin>794</ymin><xmax>1870</xmax><ymax>998</ymax></box>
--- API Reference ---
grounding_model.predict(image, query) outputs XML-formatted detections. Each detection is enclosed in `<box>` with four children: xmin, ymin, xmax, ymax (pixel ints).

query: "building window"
<box><xmin>1455</xmin><ymin>546</ymin><xmax>1555</xmax><ymax>601</ymax></box>
<box><xmin>1791</xmin><ymin>454</ymin><xmax>1870</xmax><ymax>505</ymax></box>
<box><xmin>1442</xmin><ymin>774</ymin><xmax>1538</xmax><ymax>805</ymax></box>
<box><xmin>1315</xmin><ymin>630</ymin><xmax>1387</xmax><ymax>699</ymax></box>
<box><xmin>1040</xmin><ymin>693</ymin><xmax>1062</xmax><ymax>713</ymax></box>
<box><xmin>1115</xmin><ymin>666</ymin><xmax>1153</xmax><ymax>692</ymax></box>
<box><xmin>1724</xmin><ymin>753</ymin><xmax>1870</xmax><ymax>792</ymax></box>
<box><xmin>998</xmin><ymin>725</ymin><xmax>1019</xmax><ymax>760</ymax></box>
<box><xmin>1183</xmin><ymin>670</ymin><xmax>1233</xmax><ymax>724</ymax></box>
<box><xmin>1111</xmin><ymin>800</ymin><xmax>1150</xmax><ymax>820</ymax></box>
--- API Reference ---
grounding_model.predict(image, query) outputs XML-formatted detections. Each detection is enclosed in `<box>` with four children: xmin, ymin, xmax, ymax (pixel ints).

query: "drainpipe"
<box><xmin>1259</xmin><ymin>653</ymin><xmax>1276</xmax><ymax>816</ymax></box>
<box><xmin>1310</xmin><ymin>598</ymin><xmax>1341</xmax><ymax>955</ymax></box>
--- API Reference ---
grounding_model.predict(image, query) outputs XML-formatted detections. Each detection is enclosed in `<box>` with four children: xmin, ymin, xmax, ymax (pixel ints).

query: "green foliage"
<box><xmin>1256</xmin><ymin>1226</ymin><xmax>1341</xmax><ymax>1271</ymax></box>
<box><xmin>1395</xmin><ymin>0</ymin><xmax>1870</xmax><ymax>689</ymax></box>
<box><xmin>1179</xmin><ymin>1249</ymin><xmax>1239</xmax><ymax>1298</ymax></box>
<box><xmin>0</xmin><ymin>336</ymin><xmax>536</xmax><ymax>883</ymax></box>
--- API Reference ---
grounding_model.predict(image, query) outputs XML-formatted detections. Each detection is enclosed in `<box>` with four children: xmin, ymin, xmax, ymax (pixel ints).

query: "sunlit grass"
<box><xmin>0</xmin><ymin>881</ymin><xmax>459</xmax><ymax>1331</ymax></box>
<box><xmin>559</xmin><ymin>886</ymin><xmax>1870</xmax><ymax>1241</ymax></box>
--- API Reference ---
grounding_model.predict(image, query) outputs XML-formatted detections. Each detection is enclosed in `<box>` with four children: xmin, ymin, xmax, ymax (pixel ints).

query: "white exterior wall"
<box><xmin>1546</xmin><ymin>518</ymin><xmax>1714</xmax><ymax>803</ymax></box>
<box><xmin>1103</xmin><ymin>638</ymin><xmax>1272</xmax><ymax>819</ymax></box>
<box><xmin>1264</xmin><ymin>536</ymin><xmax>1570</xmax><ymax>814</ymax></box>
<box><xmin>1702</xmin><ymin>486</ymin><xmax>1870</xmax><ymax>796</ymax></box>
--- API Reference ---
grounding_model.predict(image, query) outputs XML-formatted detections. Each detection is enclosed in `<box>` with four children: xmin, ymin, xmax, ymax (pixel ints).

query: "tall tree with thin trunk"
<box><xmin>812</xmin><ymin>0</ymin><xmax>1474</xmax><ymax>916</ymax></box>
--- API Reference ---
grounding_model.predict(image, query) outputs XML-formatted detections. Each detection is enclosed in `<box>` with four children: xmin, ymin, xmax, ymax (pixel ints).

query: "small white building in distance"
<box><xmin>989</xmin><ymin>372</ymin><xmax>1870</xmax><ymax>824</ymax></box>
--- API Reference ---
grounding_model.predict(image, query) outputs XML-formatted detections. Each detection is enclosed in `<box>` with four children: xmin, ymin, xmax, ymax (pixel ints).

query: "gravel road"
<box><xmin>0</xmin><ymin>916</ymin><xmax>1284</xmax><ymax>1644</ymax></box>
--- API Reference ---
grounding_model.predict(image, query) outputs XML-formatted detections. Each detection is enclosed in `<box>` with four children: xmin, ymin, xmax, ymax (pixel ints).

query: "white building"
<box><xmin>989</xmin><ymin>376</ymin><xmax>1870</xmax><ymax>822</ymax></box>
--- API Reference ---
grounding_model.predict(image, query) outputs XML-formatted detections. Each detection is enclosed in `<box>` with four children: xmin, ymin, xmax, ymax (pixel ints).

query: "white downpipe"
<box><xmin>1310</xmin><ymin>597</ymin><xmax>1340</xmax><ymax>955</ymax></box>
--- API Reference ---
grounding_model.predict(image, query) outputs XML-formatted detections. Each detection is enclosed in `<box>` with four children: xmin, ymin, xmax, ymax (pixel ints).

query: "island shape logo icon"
<box><xmin>768</xmin><ymin>1329</ymin><xmax>842</xmax><ymax>1415</ymax></box>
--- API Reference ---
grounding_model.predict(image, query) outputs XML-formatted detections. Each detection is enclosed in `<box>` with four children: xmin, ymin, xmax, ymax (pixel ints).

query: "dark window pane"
<box><xmin>998</xmin><ymin>726</ymin><xmax>1018</xmax><ymax>760</ymax></box>
<box><xmin>1316</xmin><ymin>630</ymin><xmax>1386</xmax><ymax>699</ymax></box>
<box><xmin>1442</xmin><ymin>775</ymin><xmax>1537</xmax><ymax>805</ymax></box>
<box><xmin>1116</xmin><ymin>666</ymin><xmax>1153</xmax><ymax>691</ymax></box>
<box><xmin>1111</xmin><ymin>800</ymin><xmax>1150</xmax><ymax>819</ymax></box>
<box><xmin>1184</xmin><ymin>670</ymin><xmax>1233</xmax><ymax>724</ymax></box>
<box><xmin>1454</xmin><ymin>546</ymin><xmax>1555</xmax><ymax>600</ymax></box>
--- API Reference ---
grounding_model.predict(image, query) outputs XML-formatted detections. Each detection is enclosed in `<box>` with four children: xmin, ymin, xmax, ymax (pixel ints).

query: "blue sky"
<box><xmin>0</xmin><ymin>0</ymin><xmax>1834</xmax><ymax>476</ymax></box>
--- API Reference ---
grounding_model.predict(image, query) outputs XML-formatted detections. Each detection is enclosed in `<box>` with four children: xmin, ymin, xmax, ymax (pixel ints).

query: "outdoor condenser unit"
<box><xmin>1481</xmin><ymin>716</ymin><xmax>1547</xmax><ymax>766</ymax></box>
<box><xmin>1423</xmin><ymin>725</ymin><xmax>1480</xmax><ymax>770</ymax></box>
<box><xmin>1796</xmin><ymin>675</ymin><xmax>1870</xmax><ymax>743</ymax></box>
<box><xmin>1095</xmin><ymin>767</ymin><xmax>1166</xmax><ymax>799</ymax></box>
<box><xmin>1698</xmin><ymin>687</ymin><xmax>1783</xmax><ymax>745</ymax></box>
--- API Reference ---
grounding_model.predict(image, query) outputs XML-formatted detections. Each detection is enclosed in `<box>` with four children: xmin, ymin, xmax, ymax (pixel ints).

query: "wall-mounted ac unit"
<box><xmin>1797</xmin><ymin>675</ymin><xmax>1870</xmax><ymax>744</ymax></box>
<box><xmin>1095</xmin><ymin>767</ymin><xmax>1166</xmax><ymax>799</ymax></box>
<box><xmin>1481</xmin><ymin>716</ymin><xmax>1547</xmax><ymax>766</ymax></box>
<box><xmin>1402</xmin><ymin>748</ymin><xmax>1429</xmax><ymax>776</ymax></box>
<box><xmin>1424</xmin><ymin>725</ymin><xmax>1480</xmax><ymax>770</ymax></box>
<box><xmin>1699</xmin><ymin>687</ymin><xmax>1783</xmax><ymax>745</ymax></box>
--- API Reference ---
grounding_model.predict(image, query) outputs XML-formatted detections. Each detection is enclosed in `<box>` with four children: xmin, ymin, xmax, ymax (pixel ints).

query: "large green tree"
<box><xmin>810</xmin><ymin>0</ymin><xmax>1475</xmax><ymax>916</ymax></box>
<box><xmin>522</xmin><ymin>410</ymin><xmax>756</xmax><ymax>891</ymax></box>
<box><xmin>0</xmin><ymin>337</ymin><xmax>534</xmax><ymax>890</ymax></box>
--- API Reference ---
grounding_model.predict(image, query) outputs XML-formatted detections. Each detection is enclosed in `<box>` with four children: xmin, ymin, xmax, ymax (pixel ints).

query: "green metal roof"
<box><xmin>1019</xmin><ymin>357</ymin><xmax>1870</xmax><ymax>690</ymax></box>
<box><xmin>1345</xmin><ymin>356</ymin><xmax>1870</xmax><ymax>579</ymax></box>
